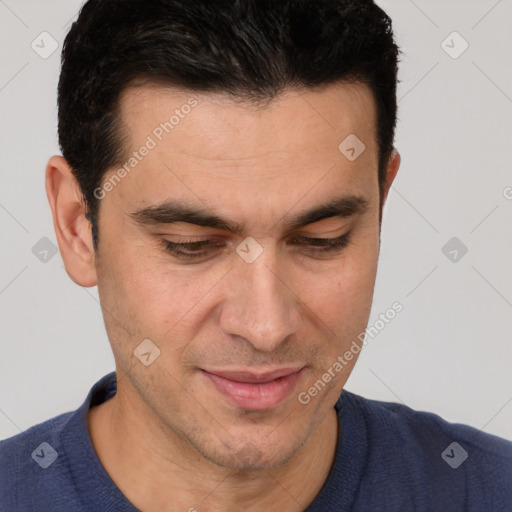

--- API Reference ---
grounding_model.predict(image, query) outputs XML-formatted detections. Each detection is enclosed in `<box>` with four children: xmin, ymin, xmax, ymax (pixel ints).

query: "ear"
<box><xmin>45</xmin><ymin>155</ymin><xmax>98</xmax><ymax>287</ymax></box>
<box><xmin>379</xmin><ymin>149</ymin><xmax>400</xmax><ymax>218</ymax></box>
<box><xmin>382</xmin><ymin>149</ymin><xmax>400</xmax><ymax>202</ymax></box>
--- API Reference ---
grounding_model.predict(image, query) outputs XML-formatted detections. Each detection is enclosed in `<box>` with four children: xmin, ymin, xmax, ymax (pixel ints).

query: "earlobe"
<box><xmin>45</xmin><ymin>155</ymin><xmax>98</xmax><ymax>287</ymax></box>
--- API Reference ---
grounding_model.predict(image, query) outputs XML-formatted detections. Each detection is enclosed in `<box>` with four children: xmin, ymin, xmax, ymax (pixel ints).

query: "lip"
<box><xmin>201</xmin><ymin>366</ymin><xmax>306</xmax><ymax>410</ymax></box>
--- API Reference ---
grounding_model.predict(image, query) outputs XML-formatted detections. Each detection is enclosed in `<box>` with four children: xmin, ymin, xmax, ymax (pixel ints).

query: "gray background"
<box><xmin>1</xmin><ymin>0</ymin><xmax>511</xmax><ymax>441</ymax></box>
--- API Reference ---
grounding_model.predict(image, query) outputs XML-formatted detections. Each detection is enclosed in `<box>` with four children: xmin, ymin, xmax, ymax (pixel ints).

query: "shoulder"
<box><xmin>343</xmin><ymin>390</ymin><xmax>512</xmax><ymax>457</ymax></box>
<box><xmin>339</xmin><ymin>390</ymin><xmax>512</xmax><ymax>511</ymax></box>
<box><xmin>0</xmin><ymin>411</ymin><xmax>76</xmax><ymax>508</ymax></box>
<box><xmin>0</xmin><ymin>372</ymin><xmax>119</xmax><ymax>511</ymax></box>
<box><xmin>344</xmin><ymin>390</ymin><xmax>511</xmax><ymax>451</ymax></box>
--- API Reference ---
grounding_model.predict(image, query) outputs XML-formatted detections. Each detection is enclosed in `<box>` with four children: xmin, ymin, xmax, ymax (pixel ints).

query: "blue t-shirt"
<box><xmin>1</xmin><ymin>372</ymin><xmax>511</xmax><ymax>511</ymax></box>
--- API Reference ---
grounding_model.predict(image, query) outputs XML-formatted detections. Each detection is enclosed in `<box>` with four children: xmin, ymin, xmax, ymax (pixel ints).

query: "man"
<box><xmin>1</xmin><ymin>0</ymin><xmax>511</xmax><ymax>510</ymax></box>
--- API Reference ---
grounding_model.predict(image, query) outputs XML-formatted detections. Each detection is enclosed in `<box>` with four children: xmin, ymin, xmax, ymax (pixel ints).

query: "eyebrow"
<box><xmin>129</xmin><ymin>194</ymin><xmax>369</xmax><ymax>234</ymax></box>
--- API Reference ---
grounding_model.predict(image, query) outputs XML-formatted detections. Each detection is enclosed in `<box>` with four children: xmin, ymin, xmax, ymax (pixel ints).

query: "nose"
<box><xmin>218</xmin><ymin>242</ymin><xmax>302</xmax><ymax>353</ymax></box>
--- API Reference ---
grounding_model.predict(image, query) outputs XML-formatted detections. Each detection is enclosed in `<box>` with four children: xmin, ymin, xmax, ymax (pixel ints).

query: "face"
<box><xmin>91</xmin><ymin>82</ymin><xmax>395</xmax><ymax>469</ymax></box>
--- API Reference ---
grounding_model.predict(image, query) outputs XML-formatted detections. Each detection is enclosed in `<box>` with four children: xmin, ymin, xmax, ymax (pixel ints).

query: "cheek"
<box><xmin>96</xmin><ymin>239</ymin><xmax>176</xmax><ymax>341</ymax></box>
<box><xmin>304</xmin><ymin>231</ymin><xmax>379</xmax><ymax>344</ymax></box>
<box><xmin>102</xmin><ymin>243</ymin><xmax>226</xmax><ymax>353</ymax></box>
<box><xmin>318</xmin><ymin>267</ymin><xmax>376</xmax><ymax>340</ymax></box>
<box><xmin>311</xmin><ymin>227</ymin><xmax>379</xmax><ymax>298</ymax></box>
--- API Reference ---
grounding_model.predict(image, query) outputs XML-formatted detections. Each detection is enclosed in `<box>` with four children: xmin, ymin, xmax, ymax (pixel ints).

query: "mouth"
<box><xmin>201</xmin><ymin>366</ymin><xmax>306</xmax><ymax>411</ymax></box>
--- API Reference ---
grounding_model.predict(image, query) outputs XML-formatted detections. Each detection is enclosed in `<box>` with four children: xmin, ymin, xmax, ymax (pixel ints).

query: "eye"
<box><xmin>162</xmin><ymin>239</ymin><xmax>221</xmax><ymax>261</ymax></box>
<box><xmin>289</xmin><ymin>232</ymin><xmax>352</xmax><ymax>255</ymax></box>
<box><xmin>162</xmin><ymin>232</ymin><xmax>352</xmax><ymax>262</ymax></box>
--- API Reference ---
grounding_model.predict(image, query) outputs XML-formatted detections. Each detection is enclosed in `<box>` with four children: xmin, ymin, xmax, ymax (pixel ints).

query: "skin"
<box><xmin>45</xmin><ymin>82</ymin><xmax>400</xmax><ymax>512</ymax></box>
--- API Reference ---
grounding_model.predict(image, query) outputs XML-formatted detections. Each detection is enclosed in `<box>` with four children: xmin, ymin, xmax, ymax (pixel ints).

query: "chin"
<box><xmin>199</xmin><ymin>436</ymin><xmax>305</xmax><ymax>471</ymax></box>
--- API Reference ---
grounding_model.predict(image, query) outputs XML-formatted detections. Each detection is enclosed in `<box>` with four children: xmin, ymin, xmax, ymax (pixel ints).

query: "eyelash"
<box><xmin>162</xmin><ymin>232</ymin><xmax>352</xmax><ymax>261</ymax></box>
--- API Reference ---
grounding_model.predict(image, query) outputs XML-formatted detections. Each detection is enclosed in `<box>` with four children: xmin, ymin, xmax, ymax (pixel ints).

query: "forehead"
<box><xmin>116</xmin><ymin>81</ymin><xmax>377</xmax><ymax>163</ymax></box>
<box><xmin>106</xmin><ymin>82</ymin><xmax>379</xmax><ymax>233</ymax></box>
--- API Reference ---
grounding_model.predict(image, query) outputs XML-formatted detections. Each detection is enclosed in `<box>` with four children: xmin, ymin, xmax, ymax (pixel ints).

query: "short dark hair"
<box><xmin>57</xmin><ymin>0</ymin><xmax>400</xmax><ymax>251</ymax></box>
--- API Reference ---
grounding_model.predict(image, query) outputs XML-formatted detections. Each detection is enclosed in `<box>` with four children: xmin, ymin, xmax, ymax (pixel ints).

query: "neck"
<box><xmin>87</xmin><ymin>376</ymin><xmax>339</xmax><ymax>512</ymax></box>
